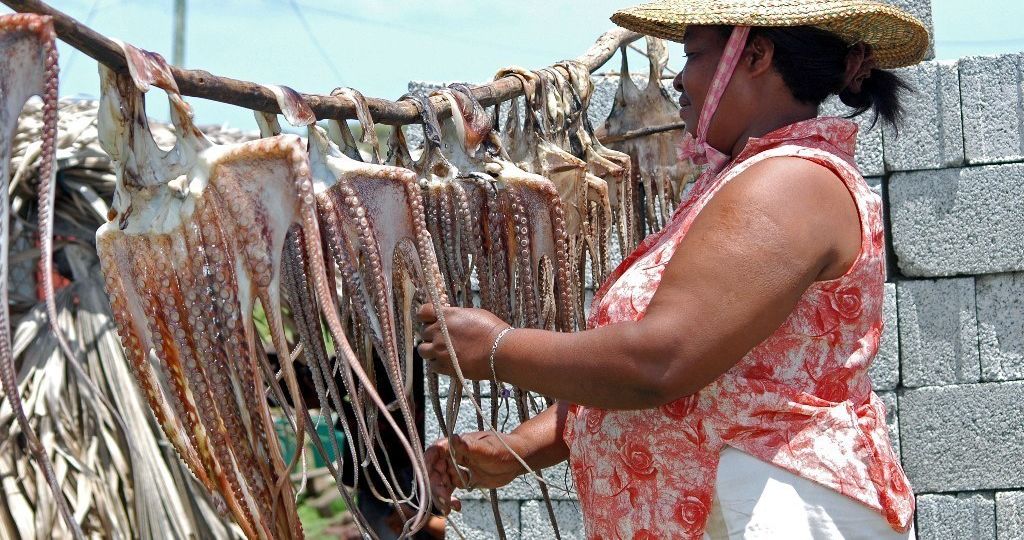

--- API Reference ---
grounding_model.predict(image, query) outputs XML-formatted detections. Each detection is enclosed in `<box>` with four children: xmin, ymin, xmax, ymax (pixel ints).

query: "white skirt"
<box><xmin>704</xmin><ymin>447</ymin><xmax>915</xmax><ymax>540</ymax></box>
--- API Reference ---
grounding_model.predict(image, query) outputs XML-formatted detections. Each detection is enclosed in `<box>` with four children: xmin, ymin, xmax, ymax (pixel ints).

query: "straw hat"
<box><xmin>611</xmin><ymin>0</ymin><xmax>929</xmax><ymax>69</ymax></box>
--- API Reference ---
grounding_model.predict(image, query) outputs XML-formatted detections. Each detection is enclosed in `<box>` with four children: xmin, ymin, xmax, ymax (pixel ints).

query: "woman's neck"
<box><xmin>728</xmin><ymin>104</ymin><xmax>819</xmax><ymax>160</ymax></box>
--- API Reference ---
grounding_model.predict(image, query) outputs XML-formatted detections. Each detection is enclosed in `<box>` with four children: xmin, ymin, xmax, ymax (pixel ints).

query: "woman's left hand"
<box><xmin>416</xmin><ymin>304</ymin><xmax>510</xmax><ymax>381</ymax></box>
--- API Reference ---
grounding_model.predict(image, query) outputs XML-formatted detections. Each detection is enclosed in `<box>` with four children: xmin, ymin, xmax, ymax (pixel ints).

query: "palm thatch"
<box><xmin>2</xmin><ymin>98</ymin><xmax>251</xmax><ymax>539</ymax></box>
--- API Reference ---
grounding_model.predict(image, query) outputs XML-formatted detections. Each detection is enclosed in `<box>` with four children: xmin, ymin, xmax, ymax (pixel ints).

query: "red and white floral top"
<box><xmin>564</xmin><ymin>117</ymin><xmax>913</xmax><ymax>539</ymax></box>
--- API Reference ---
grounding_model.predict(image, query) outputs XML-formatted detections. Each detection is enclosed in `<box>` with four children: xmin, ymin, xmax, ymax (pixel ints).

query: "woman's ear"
<box><xmin>746</xmin><ymin>35</ymin><xmax>775</xmax><ymax>77</ymax></box>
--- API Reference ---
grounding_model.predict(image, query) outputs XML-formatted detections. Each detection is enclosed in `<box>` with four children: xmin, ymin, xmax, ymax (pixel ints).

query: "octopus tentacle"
<box><xmin>314</xmin><ymin>174</ymin><xmax>411</xmax><ymax>509</ymax></box>
<box><xmin>279</xmin><ymin>229</ymin><xmax>379</xmax><ymax>538</ymax></box>
<box><xmin>323</xmin><ymin>182</ymin><xmax>420</xmax><ymax>506</ymax></box>
<box><xmin>508</xmin><ymin>187</ymin><xmax>539</xmax><ymax>328</ymax></box>
<box><xmin>0</xmin><ymin>15</ymin><xmax>85</xmax><ymax>538</ymax></box>
<box><xmin>151</xmin><ymin>235</ymin><xmax>263</xmax><ymax>538</ymax></box>
<box><xmin>484</xmin><ymin>182</ymin><xmax>512</xmax><ymax>322</ymax></box>
<box><xmin>185</xmin><ymin>219</ymin><xmax>277</xmax><ymax>536</ymax></box>
<box><xmin>283</xmin><ymin>140</ymin><xmax>434</xmax><ymax>534</ymax></box>
<box><xmin>197</xmin><ymin>196</ymin><xmax>294</xmax><ymax>531</ymax></box>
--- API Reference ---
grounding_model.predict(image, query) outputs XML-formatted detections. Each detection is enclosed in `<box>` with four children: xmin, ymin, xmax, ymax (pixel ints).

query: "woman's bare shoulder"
<box><xmin>714</xmin><ymin>155</ymin><xmax>861</xmax><ymax>279</ymax></box>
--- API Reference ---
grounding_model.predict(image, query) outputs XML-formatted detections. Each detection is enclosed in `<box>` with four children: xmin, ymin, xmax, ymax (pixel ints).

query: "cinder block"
<box><xmin>520</xmin><ymin>500</ymin><xmax>585</xmax><ymax>540</ymax></box>
<box><xmin>883</xmin><ymin>60</ymin><xmax>963</xmax><ymax>171</ymax></box>
<box><xmin>916</xmin><ymin>493</ymin><xmax>996</xmax><ymax>540</ymax></box>
<box><xmin>865</xmin><ymin>176</ymin><xmax>899</xmax><ymax>283</ymax></box>
<box><xmin>977</xmin><ymin>273</ymin><xmax>1024</xmax><ymax>382</ymax></box>
<box><xmin>884</xmin><ymin>0</ymin><xmax>935</xmax><ymax>60</ymax></box>
<box><xmin>997</xmin><ymin>491</ymin><xmax>1024</xmax><ymax>540</ymax></box>
<box><xmin>960</xmin><ymin>54</ymin><xmax>1024</xmax><ymax>165</ymax></box>
<box><xmin>432</xmin><ymin>372</ymin><xmax>500</xmax><ymax>399</ymax></box>
<box><xmin>865</xmin><ymin>175</ymin><xmax>883</xmax><ymax>198</ymax></box>
<box><xmin>889</xmin><ymin>164</ymin><xmax>1024</xmax><ymax>277</ymax></box>
<box><xmin>589</xmin><ymin>76</ymin><xmax>622</xmax><ymax>129</ymax></box>
<box><xmin>901</xmin><ymin>382</ymin><xmax>1024</xmax><ymax>492</ymax></box>
<box><xmin>424</xmin><ymin>395</ymin><xmax>523</xmax><ymax>447</ymax></box>
<box><xmin>877</xmin><ymin>391</ymin><xmax>901</xmax><ymax>459</ymax></box>
<box><xmin>820</xmin><ymin>97</ymin><xmax>885</xmax><ymax>177</ymax></box>
<box><xmin>897</xmin><ymin>278</ymin><xmax>980</xmax><ymax>387</ymax></box>
<box><xmin>448</xmin><ymin>500</ymin><xmax>521</xmax><ymax>540</ymax></box>
<box><xmin>871</xmin><ymin>283</ymin><xmax>901</xmax><ymax>391</ymax></box>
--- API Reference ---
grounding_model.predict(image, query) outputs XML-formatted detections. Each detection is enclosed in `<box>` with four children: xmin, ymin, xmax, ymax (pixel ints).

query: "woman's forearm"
<box><xmin>508</xmin><ymin>402</ymin><xmax>571</xmax><ymax>471</ymax></box>
<box><xmin>494</xmin><ymin>320</ymin><xmax>681</xmax><ymax>409</ymax></box>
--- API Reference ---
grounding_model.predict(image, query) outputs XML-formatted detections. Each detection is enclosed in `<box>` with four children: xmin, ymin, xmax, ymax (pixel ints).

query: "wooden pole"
<box><xmin>597</xmin><ymin>121</ymin><xmax>687</xmax><ymax>144</ymax></box>
<box><xmin>172</xmin><ymin>0</ymin><xmax>186</xmax><ymax>67</ymax></box>
<box><xmin>0</xmin><ymin>0</ymin><xmax>641</xmax><ymax>126</ymax></box>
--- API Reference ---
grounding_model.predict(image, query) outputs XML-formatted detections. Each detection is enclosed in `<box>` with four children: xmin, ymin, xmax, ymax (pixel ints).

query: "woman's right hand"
<box><xmin>425</xmin><ymin>431</ymin><xmax>527</xmax><ymax>514</ymax></box>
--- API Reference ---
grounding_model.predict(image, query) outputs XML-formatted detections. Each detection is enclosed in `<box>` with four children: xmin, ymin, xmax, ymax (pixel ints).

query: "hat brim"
<box><xmin>611</xmin><ymin>1</ymin><xmax>929</xmax><ymax>69</ymax></box>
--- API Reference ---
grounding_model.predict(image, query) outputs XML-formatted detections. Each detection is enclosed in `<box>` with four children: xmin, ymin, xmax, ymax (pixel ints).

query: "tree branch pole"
<box><xmin>1</xmin><ymin>0</ymin><xmax>641</xmax><ymax>126</ymax></box>
<box><xmin>597</xmin><ymin>121</ymin><xmax>687</xmax><ymax>145</ymax></box>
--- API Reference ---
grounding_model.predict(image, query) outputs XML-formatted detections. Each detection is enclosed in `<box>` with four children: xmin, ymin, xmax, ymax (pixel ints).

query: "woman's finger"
<box><xmin>417</xmin><ymin>303</ymin><xmax>437</xmax><ymax>324</ymax></box>
<box><xmin>421</xmin><ymin>322</ymin><xmax>439</xmax><ymax>344</ymax></box>
<box><xmin>449</xmin><ymin>434</ymin><xmax>469</xmax><ymax>457</ymax></box>
<box><xmin>417</xmin><ymin>342</ymin><xmax>435</xmax><ymax>360</ymax></box>
<box><xmin>426</xmin><ymin>440</ymin><xmax>459</xmax><ymax>514</ymax></box>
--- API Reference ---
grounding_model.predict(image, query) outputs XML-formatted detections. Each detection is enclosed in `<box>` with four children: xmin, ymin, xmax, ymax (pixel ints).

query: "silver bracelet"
<box><xmin>489</xmin><ymin>326</ymin><xmax>514</xmax><ymax>384</ymax></box>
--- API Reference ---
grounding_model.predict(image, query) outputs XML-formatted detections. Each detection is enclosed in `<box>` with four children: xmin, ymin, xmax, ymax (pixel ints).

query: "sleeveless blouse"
<box><xmin>563</xmin><ymin>117</ymin><xmax>914</xmax><ymax>539</ymax></box>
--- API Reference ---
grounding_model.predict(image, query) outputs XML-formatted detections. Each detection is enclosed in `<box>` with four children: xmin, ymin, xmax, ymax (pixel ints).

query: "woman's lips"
<box><xmin>678</xmin><ymin>95</ymin><xmax>692</xmax><ymax>117</ymax></box>
<box><xmin>678</xmin><ymin>101</ymin><xmax>691</xmax><ymax>120</ymax></box>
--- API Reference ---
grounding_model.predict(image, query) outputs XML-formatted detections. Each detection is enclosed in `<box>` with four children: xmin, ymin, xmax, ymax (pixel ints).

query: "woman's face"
<box><xmin>673</xmin><ymin>26</ymin><xmax>729</xmax><ymax>137</ymax></box>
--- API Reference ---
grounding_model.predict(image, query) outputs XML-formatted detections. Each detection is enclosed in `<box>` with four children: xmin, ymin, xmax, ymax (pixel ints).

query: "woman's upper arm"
<box><xmin>638</xmin><ymin>156</ymin><xmax>860</xmax><ymax>398</ymax></box>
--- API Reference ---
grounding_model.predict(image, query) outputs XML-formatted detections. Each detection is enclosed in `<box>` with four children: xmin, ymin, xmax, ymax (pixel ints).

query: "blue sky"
<box><xmin>5</xmin><ymin>1</ymin><xmax>1024</xmax><ymax>129</ymax></box>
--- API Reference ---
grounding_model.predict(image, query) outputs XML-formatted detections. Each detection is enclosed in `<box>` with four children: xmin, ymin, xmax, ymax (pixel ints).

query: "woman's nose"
<box><xmin>672</xmin><ymin>70</ymin><xmax>684</xmax><ymax>92</ymax></box>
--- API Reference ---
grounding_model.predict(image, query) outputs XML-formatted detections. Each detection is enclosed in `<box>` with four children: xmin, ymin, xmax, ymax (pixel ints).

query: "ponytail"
<box><xmin>839</xmin><ymin>68</ymin><xmax>911</xmax><ymax>134</ymax></box>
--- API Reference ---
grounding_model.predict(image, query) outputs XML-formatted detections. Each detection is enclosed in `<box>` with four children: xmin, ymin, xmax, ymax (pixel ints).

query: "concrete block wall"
<box><xmin>417</xmin><ymin>5</ymin><xmax>1024</xmax><ymax>536</ymax></box>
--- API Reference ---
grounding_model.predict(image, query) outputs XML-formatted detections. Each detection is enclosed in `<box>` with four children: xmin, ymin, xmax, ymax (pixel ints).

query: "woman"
<box><xmin>418</xmin><ymin>1</ymin><xmax>929</xmax><ymax>538</ymax></box>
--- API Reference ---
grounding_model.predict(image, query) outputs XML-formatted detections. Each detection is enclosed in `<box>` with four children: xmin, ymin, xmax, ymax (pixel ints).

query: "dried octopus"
<box><xmin>605</xmin><ymin>37</ymin><xmax>699</xmax><ymax>236</ymax></box>
<box><xmin>0</xmin><ymin>14</ymin><xmax>84</xmax><ymax>539</ymax></box>
<box><xmin>255</xmin><ymin>84</ymin><xmax>453</xmax><ymax>535</ymax></box>
<box><xmin>532</xmin><ymin>64</ymin><xmax>617</xmax><ymax>290</ymax></box>
<box><xmin>497</xmin><ymin>67</ymin><xmax>611</xmax><ymax>323</ymax></box>
<box><xmin>94</xmin><ymin>45</ymin><xmax>430</xmax><ymax>539</ymax></box>
<box><xmin>412</xmin><ymin>86</ymin><xmax>576</xmax><ymax>537</ymax></box>
<box><xmin>557</xmin><ymin>60</ymin><xmax>634</xmax><ymax>269</ymax></box>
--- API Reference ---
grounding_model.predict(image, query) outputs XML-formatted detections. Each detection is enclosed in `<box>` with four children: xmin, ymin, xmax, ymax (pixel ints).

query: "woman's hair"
<box><xmin>716</xmin><ymin>25</ymin><xmax>910</xmax><ymax>132</ymax></box>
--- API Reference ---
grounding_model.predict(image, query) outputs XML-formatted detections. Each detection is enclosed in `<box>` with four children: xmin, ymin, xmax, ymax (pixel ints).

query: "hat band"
<box><xmin>679</xmin><ymin>25</ymin><xmax>751</xmax><ymax>175</ymax></box>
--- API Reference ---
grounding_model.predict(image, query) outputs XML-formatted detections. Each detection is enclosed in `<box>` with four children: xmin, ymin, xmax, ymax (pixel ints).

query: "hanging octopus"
<box><xmin>557</xmin><ymin>59</ymin><xmax>633</xmax><ymax>268</ymax></box>
<box><xmin>434</xmin><ymin>85</ymin><xmax>574</xmax><ymax>538</ymax></box>
<box><xmin>94</xmin><ymin>44</ymin><xmax>425</xmax><ymax>539</ymax></box>
<box><xmin>497</xmin><ymin>67</ymin><xmax>600</xmax><ymax>325</ymax></box>
<box><xmin>256</xmin><ymin>83</ymin><xmax>455</xmax><ymax>535</ymax></box>
<box><xmin>0</xmin><ymin>14</ymin><xmax>85</xmax><ymax>539</ymax></box>
<box><xmin>534</xmin><ymin>65</ymin><xmax>614</xmax><ymax>291</ymax></box>
<box><xmin>605</xmin><ymin>37</ymin><xmax>699</xmax><ymax>236</ymax></box>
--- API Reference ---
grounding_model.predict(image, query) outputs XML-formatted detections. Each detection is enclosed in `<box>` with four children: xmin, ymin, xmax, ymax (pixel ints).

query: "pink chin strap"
<box><xmin>677</xmin><ymin>25</ymin><xmax>752</xmax><ymax>176</ymax></box>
